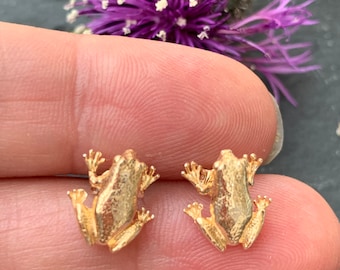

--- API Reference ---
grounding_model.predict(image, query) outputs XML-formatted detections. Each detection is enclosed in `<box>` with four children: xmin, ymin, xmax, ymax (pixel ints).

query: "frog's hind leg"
<box><xmin>239</xmin><ymin>195</ymin><xmax>271</xmax><ymax>249</ymax></box>
<box><xmin>67</xmin><ymin>189</ymin><xmax>98</xmax><ymax>245</ymax></box>
<box><xmin>107</xmin><ymin>207</ymin><xmax>154</xmax><ymax>253</ymax></box>
<box><xmin>184</xmin><ymin>202</ymin><xmax>227</xmax><ymax>251</ymax></box>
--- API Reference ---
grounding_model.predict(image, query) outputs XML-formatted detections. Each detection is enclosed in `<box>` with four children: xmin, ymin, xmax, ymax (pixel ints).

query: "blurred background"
<box><xmin>1</xmin><ymin>0</ymin><xmax>339</xmax><ymax>218</ymax></box>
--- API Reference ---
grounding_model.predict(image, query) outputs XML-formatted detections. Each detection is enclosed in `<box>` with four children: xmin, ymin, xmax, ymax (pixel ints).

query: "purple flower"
<box><xmin>65</xmin><ymin>0</ymin><xmax>319</xmax><ymax>105</ymax></box>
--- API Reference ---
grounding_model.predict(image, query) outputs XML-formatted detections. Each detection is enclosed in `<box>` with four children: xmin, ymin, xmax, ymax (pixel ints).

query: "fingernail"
<box><xmin>263</xmin><ymin>95</ymin><xmax>284</xmax><ymax>165</ymax></box>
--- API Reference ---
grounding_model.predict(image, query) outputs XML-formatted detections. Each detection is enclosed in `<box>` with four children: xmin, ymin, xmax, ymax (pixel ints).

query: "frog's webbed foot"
<box><xmin>181</xmin><ymin>162</ymin><xmax>215</xmax><ymax>196</ymax></box>
<box><xmin>140</xmin><ymin>166</ymin><xmax>160</xmax><ymax>196</ymax></box>
<box><xmin>244</xmin><ymin>153</ymin><xmax>263</xmax><ymax>185</ymax></box>
<box><xmin>184</xmin><ymin>203</ymin><xmax>227</xmax><ymax>251</ymax></box>
<box><xmin>239</xmin><ymin>195</ymin><xmax>271</xmax><ymax>249</ymax></box>
<box><xmin>107</xmin><ymin>207</ymin><xmax>154</xmax><ymax>253</ymax></box>
<box><xmin>84</xmin><ymin>149</ymin><xmax>106</xmax><ymax>173</ymax></box>
<box><xmin>67</xmin><ymin>188</ymin><xmax>88</xmax><ymax>205</ymax></box>
<box><xmin>184</xmin><ymin>202</ymin><xmax>203</xmax><ymax>220</ymax></box>
<box><xmin>137</xmin><ymin>207</ymin><xmax>155</xmax><ymax>223</ymax></box>
<box><xmin>67</xmin><ymin>189</ymin><xmax>97</xmax><ymax>245</ymax></box>
<box><xmin>254</xmin><ymin>195</ymin><xmax>272</xmax><ymax>210</ymax></box>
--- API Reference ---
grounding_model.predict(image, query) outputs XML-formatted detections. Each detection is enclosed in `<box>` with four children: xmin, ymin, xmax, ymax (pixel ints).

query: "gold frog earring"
<box><xmin>181</xmin><ymin>149</ymin><xmax>271</xmax><ymax>251</ymax></box>
<box><xmin>67</xmin><ymin>149</ymin><xmax>159</xmax><ymax>253</ymax></box>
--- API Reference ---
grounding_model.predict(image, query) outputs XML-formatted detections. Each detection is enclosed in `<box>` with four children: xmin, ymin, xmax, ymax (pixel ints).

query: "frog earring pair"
<box><xmin>67</xmin><ymin>149</ymin><xmax>271</xmax><ymax>253</ymax></box>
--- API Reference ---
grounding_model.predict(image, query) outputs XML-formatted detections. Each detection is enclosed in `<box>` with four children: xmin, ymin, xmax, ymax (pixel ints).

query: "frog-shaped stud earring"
<box><xmin>182</xmin><ymin>149</ymin><xmax>271</xmax><ymax>251</ymax></box>
<box><xmin>68</xmin><ymin>149</ymin><xmax>159</xmax><ymax>252</ymax></box>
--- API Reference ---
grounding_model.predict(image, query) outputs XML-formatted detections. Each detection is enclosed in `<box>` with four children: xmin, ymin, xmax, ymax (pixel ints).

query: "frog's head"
<box><xmin>117</xmin><ymin>149</ymin><xmax>146</xmax><ymax>173</ymax></box>
<box><xmin>213</xmin><ymin>149</ymin><xmax>238</xmax><ymax>170</ymax></box>
<box><xmin>122</xmin><ymin>149</ymin><xmax>137</xmax><ymax>161</ymax></box>
<box><xmin>219</xmin><ymin>149</ymin><xmax>237</xmax><ymax>161</ymax></box>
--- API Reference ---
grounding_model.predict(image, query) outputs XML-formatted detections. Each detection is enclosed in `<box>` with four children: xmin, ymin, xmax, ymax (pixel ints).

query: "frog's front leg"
<box><xmin>184</xmin><ymin>203</ymin><xmax>227</xmax><ymax>251</ymax></box>
<box><xmin>83</xmin><ymin>149</ymin><xmax>110</xmax><ymax>192</ymax></box>
<box><xmin>244</xmin><ymin>153</ymin><xmax>263</xmax><ymax>185</ymax></box>
<box><xmin>67</xmin><ymin>189</ymin><xmax>98</xmax><ymax>245</ymax></box>
<box><xmin>181</xmin><ymin>162</ymin><xmax>216</xmax><ymax>196</ymax></box>
<box><xmin>239</xmin><ymin>195</ymin><xmax>271</xmax><ymax>249</ymax></box>
<box><xmin>107</xmin><ymin>208</ymin><xmax>154</xmax><ymax>252</ymax></box>
<box><xmin>139</xmin><ymin>166</ymin><xmax>160</xmax><ymax>196</ymax></box>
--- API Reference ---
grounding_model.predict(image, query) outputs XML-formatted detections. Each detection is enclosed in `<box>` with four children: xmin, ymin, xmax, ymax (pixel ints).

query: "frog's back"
<box><xmin>213</xmin><ymin>157</ymin><xmax>253</xmax><ymax>244</ymax></box>
<box><xmin>96</xmin><ymin>153</ymin><xmax>144</xmax><ymax>243</ymax></box>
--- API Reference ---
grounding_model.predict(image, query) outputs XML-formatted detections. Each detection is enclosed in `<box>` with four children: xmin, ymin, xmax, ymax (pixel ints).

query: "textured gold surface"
<box><xmin>182</xmin><ymin>149</ymin><xmax>271</xmax><ymax>251</ymax></box>
<box><xmin>68</xmin><ymin>149</ymin><xmax>159</xmax><ymax>252</ymax></box>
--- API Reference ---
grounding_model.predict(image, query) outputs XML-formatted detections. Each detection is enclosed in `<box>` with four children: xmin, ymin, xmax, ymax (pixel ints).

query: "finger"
<box><xmin>0</xmin><ymin>22</ymin><xmax>279</xmax><ymax>178</ymax></box>
<box><xmin>0</xmin><ymin>175</ymin><xmax>338</xmax><ymax>269</ymax></box>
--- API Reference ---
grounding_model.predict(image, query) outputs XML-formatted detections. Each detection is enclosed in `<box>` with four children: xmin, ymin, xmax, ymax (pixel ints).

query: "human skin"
<box><xmin>0</xmin><ymin>22</ymin><xmax>339</xmax><ymax>269</ymax></box>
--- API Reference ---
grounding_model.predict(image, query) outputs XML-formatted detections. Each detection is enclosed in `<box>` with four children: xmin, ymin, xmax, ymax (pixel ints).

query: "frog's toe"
<box><xmin>137</xmin><ymin>207</ymin><xmax>154</xmax><ymax>223</ymax></box>
<box><xmin>67</xmin><ymin>188</ymin><xmax>88</xmax><ymax>203</ymax></box>
<box><xmin>184</xmin><ymin>202</ymin><xmax>203</xmax><ymax>220</ymax></box>
<box><xmin>254</xmin><ymin>195</ymin><xmax>272</xmax><ymax>209</ymax></box>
